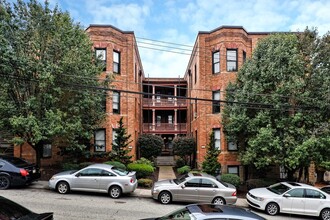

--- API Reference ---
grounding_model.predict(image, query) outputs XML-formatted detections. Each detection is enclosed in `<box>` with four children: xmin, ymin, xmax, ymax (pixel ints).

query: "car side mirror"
<box><xmin>75</xmin><ymin>173</ymin><xmax>81</xmax><ymax>177</ymax></box>
<box><xmin>181</xmin><ymin>184</ymin><xmax>185</xmax><ymax>189</ymax></box>
<box><xmin>283</xmin><ymin>193</ymin><xmax>291</xmax><ymax>198</ymax></box>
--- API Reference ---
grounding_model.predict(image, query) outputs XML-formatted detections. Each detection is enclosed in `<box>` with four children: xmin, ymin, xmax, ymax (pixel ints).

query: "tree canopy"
<box><xmin>223</xmin><ymin>29</ymin><xmax>330</xmax><ymax>181</ymax></box>
<box><xmin>0</xmin><ymin>0</ymin><xmax>109</xmax><ymax>166</ymax></box>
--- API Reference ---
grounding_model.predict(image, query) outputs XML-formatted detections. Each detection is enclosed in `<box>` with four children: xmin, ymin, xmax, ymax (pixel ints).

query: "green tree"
<box><xmin>223</xmin><ymin>30</ymin><xmax>330</xmax><ymax>181</ymax></box>
<box><xmin>173</xmin><ymin>136</ymin><xmax>196</xmax><ymax>166</ymax></box>
<box><xmin>0</xmin><ymin>0</ymin><xmax>109</xmax><ymax>167</ymax></box>
<box><xmin>111</xmin><ymin>117</ymin><xmax>132</xmax><ymax>165</ymax></box>
<box><xmin>202</xmin><ymin>131</ymin><xmax>221</xmax><ymax>176</ymax></box>
<box><xmin>137</xmin><ymin>134</ymin><xmax>163</xmax><ymax>160</ymax></box>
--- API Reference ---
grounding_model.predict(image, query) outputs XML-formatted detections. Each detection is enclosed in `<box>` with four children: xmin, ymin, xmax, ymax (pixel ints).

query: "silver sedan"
<box><xmin>49</xmin><ymin>163</ymin><xmax>137</xmax><ymax>198</ymax></box>
<box><xmin>151</xmin><ymin>172</ymin><xmax>237</xmax><ymax>205</ymax></box>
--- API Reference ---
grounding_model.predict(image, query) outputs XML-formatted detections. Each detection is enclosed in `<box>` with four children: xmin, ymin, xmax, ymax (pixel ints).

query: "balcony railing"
<box><xmin>143</xmin><ymin>98</ymin><xmax>186</xmax><ymax>107</ymax></box>
<box><xmin>143</xmin><ymin>123</ymin><xmax>187</xmax><ymax>132</ymax></box>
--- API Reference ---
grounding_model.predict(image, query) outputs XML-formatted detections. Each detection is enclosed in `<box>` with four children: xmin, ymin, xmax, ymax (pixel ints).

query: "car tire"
<box><xmin>109</xmin><ymin>185</ymin><xmax>122</xmax><ymax>199</ymax></box>
<box><xmin>265</xmin><ymin>202</ymin><xmax>279</xmax><ymax>216</ymax></box>
<box><xmin>56</xmin><ymin>181</ymin><xmax>70</xmax><ymax>194</ymax></box>
<box><xmin>212</xmin><ymin>197</ymin><xmax>226</xmax><ymax>205</ymax></box>
<box><xmin>0</xmin><ymin>175</ymin><xmax>10</xmax><ymax>190</ymax></box>
<box><xmin>159</xmin><ymin>191</ymin><xmax>171</xmax><ymax>204</ymax></box>
<box><xmin>320</xmin><ymin>208</ymin><xmax>330</xmax><ymax>220</ymax></box>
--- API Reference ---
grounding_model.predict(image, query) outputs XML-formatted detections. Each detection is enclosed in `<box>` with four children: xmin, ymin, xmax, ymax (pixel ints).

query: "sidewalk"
<box><xmin>30</xmin><ymin>165</ymin><xmax>248</xmax><ymax>207</ymax></box>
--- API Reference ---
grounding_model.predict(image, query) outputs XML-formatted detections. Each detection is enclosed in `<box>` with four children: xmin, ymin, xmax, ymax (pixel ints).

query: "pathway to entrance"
<box><xmin>158</xmin><ymin>165</ymin><xmax>176</xmax><ymax>180</ymax></box>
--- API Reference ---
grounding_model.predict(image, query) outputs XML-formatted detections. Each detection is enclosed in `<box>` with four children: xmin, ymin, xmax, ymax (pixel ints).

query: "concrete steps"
<box><xmin>155</xmin><ymin>156</ymin><xmax>175</xmax><ymax>166</ymax></box>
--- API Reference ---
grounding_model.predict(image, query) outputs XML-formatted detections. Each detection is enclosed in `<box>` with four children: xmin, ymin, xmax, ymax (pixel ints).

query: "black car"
<box><xmin>0</xmin><ymin>155</ymin><xmax>41</xmax><ymax>190</ymax></box>
<box><xmin>0</xmin><ymin>195</ymin><xmax>53</xmax><ymax>219</ymax></box>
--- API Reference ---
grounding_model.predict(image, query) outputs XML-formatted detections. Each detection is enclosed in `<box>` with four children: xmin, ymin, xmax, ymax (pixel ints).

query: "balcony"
<box><xmin>143</xmin><ymin>123</ymin><xmax>187</xmax><ymax>134</ymax></box>
<box><xmin>143</xmin><ymin>98</ymin><xmax>187</xmax><ymax>108</ymax></box>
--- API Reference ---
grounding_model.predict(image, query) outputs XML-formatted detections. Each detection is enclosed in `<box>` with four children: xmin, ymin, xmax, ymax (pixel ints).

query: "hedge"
<box><xmin>104</xmin><ymin>161</ymin><xmax>126</xmax><ymax>170</ymax></box>
<box><xmin>221</xmin><ymin>174</ymin><xmax>241</xmax><ymax>187</ymax></box>
<box><xmin>127</xmin><ymin>163</ymin><xmax>154</xmax><ymax>179</ymax></box>
<box><xmin>177</xmin><ymin>165</ymin><xmax>191</xmax><ymax>175</ymax></box>
<box><xmin>138</xmin><ymin>178</ymin><xmax>153</xmax><ymax>188</ymax></box>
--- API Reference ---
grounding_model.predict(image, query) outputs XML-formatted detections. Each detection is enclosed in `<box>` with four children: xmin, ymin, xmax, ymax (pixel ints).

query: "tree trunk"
<box><xmin>34</xmin><ymin>141</ymin><xmax>43</xmax><ymax>168</ymax></box>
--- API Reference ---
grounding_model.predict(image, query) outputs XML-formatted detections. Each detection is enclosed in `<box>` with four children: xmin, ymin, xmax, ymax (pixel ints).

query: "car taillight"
<box><xmin>130</xmin><ymin>178</ymin><xmax>134</xmax><ymax>183</ymax></box>
<box><xmin>20</xmin><ymin>169</ymin><xmax>29</xmax><ymax>176</ymax></box>
<box><xmin>232</xmin><ymin>191</ymin><xmax>237</xmax><ymax>196</ymax></box>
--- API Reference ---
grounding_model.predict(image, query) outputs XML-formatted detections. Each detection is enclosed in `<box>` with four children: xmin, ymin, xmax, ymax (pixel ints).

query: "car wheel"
<box><xmin>212</xmin><ymin>197</ymin><xmax>226</xmax><ymax>205</ymax></box>
<box><xmin>109</xmin><ymin>186</ymin><xmax>122</xmax><ymax>199</ymax></box>
<box><xmin>320</xmin><ymin>208</ymin><xmax>330</xmax><ymax>220</ymax></box>
<box><xmin>56</xmin><ymin>181</ymin><xmax>70</xmax><ymax>194</ymax></box>
<box><xmin>0</xmin><ymin>175</ymin><xmax>10</xmax><ymax>190</ymax></box>
<box><xmin>265</xmin><ymin>202</ymin><xmax>279</xmax><ymax>216</ymax></box>
<box><xmin>159</xmin><ymin>191</ymin><xmax>171</xmax><ymax>204</ymax></box>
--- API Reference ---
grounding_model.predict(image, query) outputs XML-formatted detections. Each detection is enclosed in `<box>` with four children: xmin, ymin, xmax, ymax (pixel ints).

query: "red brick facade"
<box><xmin>13</xmin><ymin>25</ymin><xmax>273</xmax><ymax>180</ymax></box>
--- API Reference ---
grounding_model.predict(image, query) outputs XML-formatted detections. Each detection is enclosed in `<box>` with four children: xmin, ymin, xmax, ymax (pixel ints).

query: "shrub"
<box><xmin>137</xmin><ymin>134</ymin><xmax>163</xmax><ymax>160</ymax></box>
<box><xmin>138</xmin><ymin>178</ymin><xmax>153</xmax><ymax>188</ymax></box>
<box><xmin>127</xmin><ymin>163</ymin><xmax>154</xmax><ymax>179</ymax></box>
<box><xmin>175</xmin><ymin>157</ymin><xmax>186</xmax><ymax>168</ymax></box>
<box><xmin>221</xmin><ymin>174</ymin><xmax>241</xmax><ymax>187</ymax></box>
<box><xmin>134</xmin><ymin>157</ymin><xmax>155</xmax><ymax>168</ymax></box>
<box><xmin>62</xmin><ymin>163</ymin><xmax>79</xmax><ymax>171</ymax></box>
<box><xmin>177</xmin><ymin>165</ymin><xmax>191</xmax><ymax>175</ymax></box>
<box><xmin>104</xmin><ymin>161</ymin><xmax>126</xmax><ymax>170</ymax></box>
<box><xmin>173</xmin><ymin>137</ymin><xmax>195</xmax><ymax>164</ymax></box>
<box><xmin>246</xmin><ymin>178</ymin><xmax>276</xmax><ymax>190</ymax></box>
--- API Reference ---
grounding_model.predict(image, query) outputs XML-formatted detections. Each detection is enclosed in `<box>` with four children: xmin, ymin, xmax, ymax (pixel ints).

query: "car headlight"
<box><xmin>49</xmin><ymin>176</ymin><xmax>56</xmax><ymax>181</ymax></box>
<box><xmin>254</xmin><ymin>196</ymin><xmax>264</xmax><ymax>201</ymax></box>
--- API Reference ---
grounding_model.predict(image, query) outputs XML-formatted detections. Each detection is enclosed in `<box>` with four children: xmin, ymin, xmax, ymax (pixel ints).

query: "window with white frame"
<box><xmin>95</xmin><ymin>48</ymin><xmax>106</xmax><ymax>71</ymax></box>
<box><xmin>113</xmin><ymin>50</ymin><xmax>120</xmax><ymax>74</ymax></box>
<box><xmin>212</xmin><ymin>90</ymin><xmax>220</xmax><ymax>113</ymax></box>
<box><xmin>227</xmin><ymin>49</ymin><xmax>237</xmax><ymax>71</ymax></box>
<box><xmin>213</xmin><ymin>128</ymin><xmax>221</xmax><ymax>150</ymax></box>
<box><xmin>228</xmin><ymin>166</ymin><xmax>239</xmax><ymax>176</ymax></box>
<box><xmin>212</xmin><ymin>50</ymin><xmax>220</xmax><ymax>74</ymax></box>
<box><xmin>228</xmin><ymin>141</ymin><xmax>238</xmax><ymax>151</ymax></box>
<box><xmin>94</xmin><ymin>129</ymin><xmax>106</xmax><ymax>152</ymax></box>
<box><xmin>113</xmin><ymin>91</ymin><xmax>120</xmax><ymax>114</ymax></box>
<box><xmin>112</xmin><ymin>129</ymin><xmax>117</xmax><ymax>147</ymax></box>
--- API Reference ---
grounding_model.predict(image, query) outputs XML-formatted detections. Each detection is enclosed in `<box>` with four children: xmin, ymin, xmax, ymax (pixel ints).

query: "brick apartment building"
<box><xmin>8</xmin><ymin>25</ymin><xmax>275</xmax><ymax>180</ymax></box>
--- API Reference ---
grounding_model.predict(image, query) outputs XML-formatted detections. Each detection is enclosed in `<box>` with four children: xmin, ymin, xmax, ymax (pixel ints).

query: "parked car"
<box><xmin>141</xmin><ymin>203</ymin><xmax>266</xmax><ymax>220</ymax></box>
<box><xmin>321</xmin><ymin>185</ymin><xmax>330</xmax><ymax>194</ymax></box>
<box><xmin>49</xmin><ymin>163</ymin><xmax>137</xmax><ymax>198</ymax></box>
<box><xmin>0</xmin><ymin>195</ymin><xmax>53</xmax><ymax>219</ymax></box>
<box><xmin>246</xmin><ymin>181</ymin><xmax>330</xmax><ymax>220</ymax></box>
<box><xmin>0</xmin><ymin>155</ymin><xmax>41</xmax><ymax>190</ymax></box>
<box><xmin>151</xmin><ymin>172</ymin><xmax>237</xmax><ymax>205</ymax></box>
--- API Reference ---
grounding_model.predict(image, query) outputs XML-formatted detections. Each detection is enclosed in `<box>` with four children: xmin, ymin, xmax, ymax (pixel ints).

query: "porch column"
<box><xmin>174</xmin><ymin>85</ymin><xmax>177</xmax><ymax>106</ymax></box>
<box><xmin>174</xmin><ymin>109</ymin><xmax>178</xmax><ymax>131</ymax></box>
<box><xmin>152</xmin><ymin>85</ymin><xmax>155</xmax><ymax>106</ymax></box>
<box><xmin>152</xmin><ymin>109</ymin><xmax>155</xmax><ymax>131</ymax></box>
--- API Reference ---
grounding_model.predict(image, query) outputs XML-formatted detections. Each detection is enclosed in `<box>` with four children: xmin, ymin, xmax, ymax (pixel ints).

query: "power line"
<box><xmin>0</xmin><ymin>73</ymin><xmax>322</xmax><ymax>112</ymax></box>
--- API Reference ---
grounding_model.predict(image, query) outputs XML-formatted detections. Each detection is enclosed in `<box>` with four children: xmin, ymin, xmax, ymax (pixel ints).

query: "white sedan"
<box><xmin>49</xmin><ymin>163</ymin><xmax>137</xmax><ymax>198</ymax></box>
<box><xmin>246</xmin><ymin>181</ymin><xmax>330</xmax><ymax>220</ymax></box>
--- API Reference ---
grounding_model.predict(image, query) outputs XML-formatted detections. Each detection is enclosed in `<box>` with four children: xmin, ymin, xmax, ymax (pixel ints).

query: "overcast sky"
<box><xmin>12</xmin><ymin>0</ymin><xmax>330</xmax><ymax>77</ymax></box>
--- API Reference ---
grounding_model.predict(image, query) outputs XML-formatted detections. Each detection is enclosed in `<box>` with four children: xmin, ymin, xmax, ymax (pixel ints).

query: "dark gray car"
<box><xmin>141</xmin><ymin>203</ymin><xmax>266</xmax><ymax>220</ymax></box>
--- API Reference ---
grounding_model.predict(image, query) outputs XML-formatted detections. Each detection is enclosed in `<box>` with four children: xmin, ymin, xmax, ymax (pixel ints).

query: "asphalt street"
<box><xmin>0</xmin><ymin>183</ymin><xmax>318</xmax><ymax>220</ymax></box>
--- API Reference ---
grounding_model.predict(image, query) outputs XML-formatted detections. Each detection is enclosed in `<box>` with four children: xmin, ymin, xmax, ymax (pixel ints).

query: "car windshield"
<box><xmin>173</xmin><ymin>174</ymin><xmax>188</xmax><ymax>185</ymax></box>
<box><xmin>3</xmin><ymin>157</ymin><xmax>30</xmax><ymax>168</ymax></box>
<box><xmin>111</xmin><ymin>167</ymin><xmax>129</xmax><ymax>176</ymax></box>
<box><xmin>158</xmin><ymin>207</ymin><xmax>191</xmax><ymax>220</ymax></box>
<box><xmin>267</xmin><ymin>183</ymin><xmax>291</xmax><ymax>195</ymax></box>
<box><xmin>0</xmin><ymin>198</ymin><xmax>31</xmax><ymax>219</ymax></box>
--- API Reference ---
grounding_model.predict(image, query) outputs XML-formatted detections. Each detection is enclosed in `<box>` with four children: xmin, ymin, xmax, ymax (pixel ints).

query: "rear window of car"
<box><xmin>111</xmin><ymin>167</ymin><xmax>129</xmax><ymax>176</ymax></box>
<box><xmin>217</xmin><ymin>180</ymin><xmax>229</xmax><ymax>187</ymax></box>
<box><xmin>3</xmin><ymin>157</ymin><xmax>30</xmax><ymax>168</ymax></box>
